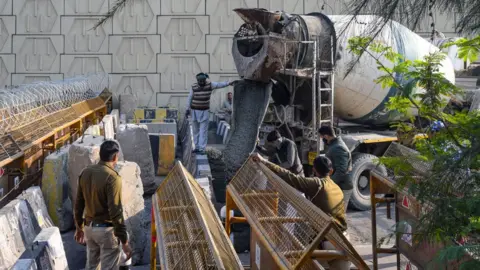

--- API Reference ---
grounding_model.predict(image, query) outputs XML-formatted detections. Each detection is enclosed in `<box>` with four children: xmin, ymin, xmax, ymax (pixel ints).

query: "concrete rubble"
<box><xmin>13</xmin><ymin>227</ymin><xmax>68</xmax><ymax>270</ymax></box>
<box><xmin>19</xmin><ymin>187</ymin><xmax>54</xmax><ymax>230</ymax></box>
<box><xmin>117</xmin><ymin>124</ymin><xmax>157</xmax><ymax>194</ymax></box>
<box><xmin>115</xmin><ymin>161</ymin><xmax>149</xmax><ymax>265</ymax></box>
<box><xmin>0</xmin><ymin>199</ymin><xmax>38</xmax><ymax>269</ymax></box>
<box><xmin>67</xmin><ymin>135</ymin><xmax>124</xmax><ymax>204</ymax></box>
<box><xmin>41</xmin><ymin>146</ymin><xmax>74</xmax><ymax>232</ymax></box>
<box><xmin>119</xmin><ymin>94</ymin><xmax>137</xmax><ymax>121</ymax></box>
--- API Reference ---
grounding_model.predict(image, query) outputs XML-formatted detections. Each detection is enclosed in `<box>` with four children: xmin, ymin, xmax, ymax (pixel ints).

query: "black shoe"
<box><xmin>192</xmin><ymin>149</ymin><xmax>199</xmax><ymax>153</ymax></box>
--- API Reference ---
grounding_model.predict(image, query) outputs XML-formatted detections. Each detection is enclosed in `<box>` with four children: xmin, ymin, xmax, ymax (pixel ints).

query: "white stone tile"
<box><xmin>258</xmin><ymin>0</ymin><xmax>303</xmax><ymax>14</ymax></box>
<box><xmin>61</xmin><ymin>55</ymin><xmax>112</xmax><ymax>78</ymax></box>
<box><xmin>161</xmin><ymin>0</ymin><xmax>205</xmax><ymax>15</ymax></box>
<box><xmin>14</xmin><ymin>0</ymin><xmax>63</xmax><ymax>34</ymax></box>
<box><xmin>0</xmin><ymin>0</ymin><xmax>12</xmax><ymax>15</ymax></box>
<box><xmin>111</xmin><ymin>74</ymin><xmax>160</xmax><ymax>107</ymax></box>
<box><xmin>109</xmin><ymin>35</ymin><xmax>160</xmax><ymax>73</ymax></box>
<box><xmin>207</xmin><ymin>0</ymin><xmax>257</xmax><ymax>34</ymax></box>
<box><xmin>0</xmin><ymin>54</ymin><xmax>13</xmax><ymax>87</ymax></box>
<box><xmin>157</xmin><ymin>54</ymin><xmax>209</xmax><ymax>93</ymax></box>
<box><xmin>65</xmin><ymin>0</ymin><xmax>108</xmax><ymax>15</ymax></box>
<box><xmin>304</xmin><ymin>0</ymin><xmax>351</xmax><ymax>14</ymax></box>
<box><xmin>61</xmin><ymin>16</ymin><xmax>112</xmax><ymax>54</ymax></box>
<box><xmin>13</xmin><ymin>35</ymin><xmax>64</xmax><ymax>73</ymax></box>
<box><xmin>158</xmin><ymin>16</ymin><xmax>208</xmax><ymax>53</ymax></box>
<box><xmin>110</xmin><ymin>0</ymin><xmax>160</xmax><ymax>34</ymax></box>
<box><xmin>0</xmin><ymin>16</ymin><xmax>14</xmax><ymax>53</ymax></box>
<box><xmin>206</xmin><ymin>35</ymin><xmax>237</xmax><ymax>73</ymax></box>
<box><xmin>12</xmin><ymin>73</ymin><xmax>63</xmax><ymax>85</ymax></box>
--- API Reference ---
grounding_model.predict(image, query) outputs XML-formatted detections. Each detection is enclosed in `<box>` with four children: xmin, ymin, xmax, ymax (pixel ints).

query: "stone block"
<box><xmin>196</xmin><ymin>177</ymin><xmax>212</xmax><ymax>201</ymax></box>
<box><xmin>117</xmin><ymin>124</ymin><xmax>156</xmax><ymax>194</ymax></box>
<box><xmin>110</xmin><ymin>109</ymin><xmax>120</xmax><ymax>131</ymax></box>
<box><xmin>223</xmin><ymin>125</ymin><xmax>230</xmax><ymax>144</ymax></box>
<box><xmin>19</xmin><ymin>186</ymin><xmax>54</xmax><ymax>230</ymax></box>
<box><xmin>196</xmin><ymin>154</ymin><xmax>212</xmax><ymax>178</ymax></box>
<box><xmin>145</xmin><ymin>122</ymin><xmax>177</xmax><ymax>145</ymax></box>
<box><xmin>11</xmin><ymin>259</ymin><xmax>37</xmax><ymax>270</ymax></box>
<box><xmin>0</xmin><ymin>199</ymin><xmax>37</xmax><ymax>269</ymax></box>
<box><xmin>119</xmin><ymin>94</ymin><xmax>137</xmax><ymax>121</ymax></box>
<box><xmin>67</xmin><ymin>135</ymin><xmax>124</xmax><ymax>204</ymax></box>
<box><xmin>41</xmin><ymin>146</ymin><xmax>74</xmax><ymax>232</ymax></box>
<box><xmin>149</xmin><ymin>133</ymin><xmax>175</xmax><ymax>176</ymax></box>
<box><xmin>84</xmin><ymin>125</ymin><xmax>101</xmax><ymax>136</ymax></box>
<box><xmin>114</xmin><ymin>161</ymin><xmax>148</xmax><ymax>265</ymax></box>
<box><xmin>101</xmin><ymin>115</ymin><xmax>115</xmax><ymax>140</ymax></box>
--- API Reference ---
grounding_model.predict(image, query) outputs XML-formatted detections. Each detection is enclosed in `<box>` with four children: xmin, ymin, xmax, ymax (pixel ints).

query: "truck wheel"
<box><xmin>349</xmin><ymin>153</ymin><xmax>388</xmax><ymax>211</ymax></box>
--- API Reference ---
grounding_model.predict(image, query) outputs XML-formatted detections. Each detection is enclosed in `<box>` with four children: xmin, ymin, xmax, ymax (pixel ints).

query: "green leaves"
<box><xmin>441</xmin><ymin>36</ymin><xmax>480</xmax><ymax>63</ymax></box>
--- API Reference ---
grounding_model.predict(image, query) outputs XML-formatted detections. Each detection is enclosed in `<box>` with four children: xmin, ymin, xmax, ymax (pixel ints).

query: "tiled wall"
<box><xmin>0</xmin><ymin>0</ymin><xmax>459</xmax><ymax>112</ymax></box>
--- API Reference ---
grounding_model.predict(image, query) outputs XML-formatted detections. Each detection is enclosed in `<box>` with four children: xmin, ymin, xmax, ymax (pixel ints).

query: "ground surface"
<box><xmin>62</xmin><ymin>124</ymin><xmax>399</xmax><ymax>269</ymax></box>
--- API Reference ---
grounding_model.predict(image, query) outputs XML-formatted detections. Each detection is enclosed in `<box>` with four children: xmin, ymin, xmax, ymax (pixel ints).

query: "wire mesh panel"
<box><xmin>228</xmin><ymin>158</ymin><xmax>368</xmax><ymax>269</ymax></box>
<box><xmin>0</xmin><ymin>135</ymin><xmax>21</xmax><ymax>164</ymax></box>
<box><xmin>152</xmin><ymin>162</ymin><xmax>242</xmax><ymax>270</ymax></box>
<box><xmin>383</xmin><ymin>142</ymin><xmax>433</xmax><ymax>177</ymax></box>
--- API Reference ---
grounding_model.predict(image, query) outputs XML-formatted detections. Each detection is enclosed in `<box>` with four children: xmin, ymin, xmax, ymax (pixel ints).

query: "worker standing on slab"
<box><xmin>256</xmin><ymin>130</ymin><xmax>304</xmax><ymax>176</ymax></box>
<box><xmin>318</xmin><ymin>126</ymin><xmax>353</xmax><ymax>210</ymax></box>
<box><xmin>251</xmin><ymin>153</ymin><xmax>351</xmax><ymax>269</ymax></box>
<box><xmin>186</xmin><ymin>73</ymin><xmax>235</xmax><ymax>154</ymax></box>
<box><xmin>74</xmin><ymin>141</ymin><xmax>132</xmax><ymax>270</ymax></box>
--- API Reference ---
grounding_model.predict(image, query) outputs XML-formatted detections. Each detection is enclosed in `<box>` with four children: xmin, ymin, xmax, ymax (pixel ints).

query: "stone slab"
<box><xmin>117</xmin><ymin>124</ymin><xmax>156</xmax><ymax>194</ymax></box>
<box><xmin>155</xmin><ymin>133</ymin><xmax>175</xmax><ymax>176</ymax></box>
<box><xmin>195</xmin><ymin>177</ymin><xmax>212</xmax><ymax>201</ymax></box>
<box><xmin>114</xmin><ymin>161</ymin><xmax>148</xmax><ymax>265</ymax></box>
<box><xmin>19</xmin><ymin>186</ymin><xmax>55</xmax><ymax>230</ymax></box>
<box><xmin>119</xmin><ymin>94</ymin><xmax>137</xmax><ymax>121</ymax></box>
<box><xmin>84</xmin><ymin>125</ymin><xmax>101</xmax><ymax>136</ymax></box>
<box><xmin>11</xmin><ymin>259</ymin><xmax>38</xmax><ymax>270</ymax></box>
<box><xmin>101</xmin><ymin>115</ymin><xmax>115</xmax><ymax>140</ymax></box>
<box><xmin>110</xmin><ymin>109</ymin><xmax>120</xmax><ymax>131</ymax></box>
<box><xmin>144</xmin><ymin>122</ymin><xmax>177</xmax><ymax>146</ymax></box>
<box><xmin>67</xmin><ymin>135</ymin><xmax>124</xmax><ymax>204</ymax></box>
<box><xmin>41</xmin><ymin>146</ymin><xmax>73</xmax><ymax>232</ymax></box>
<box><xmin>0</xmin><ymin>199</ymin><xmax>38</xmax><ymax>269</ymax></box>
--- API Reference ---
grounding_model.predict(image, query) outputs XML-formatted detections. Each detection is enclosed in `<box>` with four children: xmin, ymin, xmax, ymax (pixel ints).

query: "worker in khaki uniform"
<box><xmin>74</xmin><ymin>141</ymin><xmax>132</xmax><ymax>270</ymax></box>
<box><xmin>251</xmin><ymin>153</ymin><xmax>351</xmax><ymax>269</ymax></box>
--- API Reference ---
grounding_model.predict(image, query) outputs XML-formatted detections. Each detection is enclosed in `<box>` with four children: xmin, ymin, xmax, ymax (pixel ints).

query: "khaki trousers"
<box><xmin>84</xmin><ymin>226</ymin><xmax>121</xmax><ymax>270</ymax></box>
<box><xmin>318</xmin><ymin>231</ymin><xmax>352</xmax><ymax>270</ymax></box>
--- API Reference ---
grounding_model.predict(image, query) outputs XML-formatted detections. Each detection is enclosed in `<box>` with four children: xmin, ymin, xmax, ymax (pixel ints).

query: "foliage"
<box><xmin>348</xmin><ymin>35</ymin><xmax>480</xmax><ymax>268</ymax></box>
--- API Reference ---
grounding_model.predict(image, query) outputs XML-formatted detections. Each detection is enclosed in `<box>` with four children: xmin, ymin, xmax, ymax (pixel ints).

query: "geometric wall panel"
<box><xmin>0</xmin><ymin>0</ymin><xmax>12</xmax><ymax>15</ymax></box>
<box><xmin>14</xmin><ymin>0</ymin><xmax>63</xmax><ymax>34</ymax></box>
<box><xmin>111</xmin><ymin>0</ymin><xmax>160</xmax><ymax>34</ymax></box>
<box><xmin>111</xmin><ymin>74</ymin><xmax>160</xmax><ymax>107</ymax></box>
<box><xmin>161</xmin><ymin>0</ymin><xmax>205</xmax><ymax>15</ymax></box>
<box><xmin>207</xmin><ymin>35</ymin><xmax>237</xmax><ymax>73</ymax></box>
<box><xmin>158</xmin><ymin>16</ymin><xmax>208</xmax><ymax>53</ymax></box>
<box><xmin>13</xmin><ymin>35</ymin><xmax>64</xmax><ymax>73</ymax></box>
<box><xmin>65</xmin><ymin>0</ymin><xmax>108</xmax><ymax>15</ymax></box>
<box><xmin>12</xmin><ymin>73</ymin><xmax>63</xmax><ymax>85</ymax></box>
<box><xmin>0</xmin><ymin>54</ymin><xmax>14</xmax><ymax>87</ymax></box>
<box><xmin>157</xmin><ymin>54</ymin><xmax>209</xmax><ymax>93</ymax></box>
<box><xmin>207</xmin><ymin>0</ymin><xmax>257</xmax><ymax>34</ymax></box>
<box><xmin>61</xmin><ymin>55</ymin><xmax>112</xmax><ymax>78</ymax></box>
<box><xmin>156</xmin><ymin>93</ymin><xmax>189</xmax><ymax>110</ymax></box>
<box><xmin>61</xmin><ymin>16</ymin><xmax>112</xmax><ymax>54</ymax></box>
<box><xmin>0</xmin><ymin>16</ymin><xmax>15</xmax><ymax>53</ymax></box>
<box><xmin>259</xmin><ymin>0</ymin><xmax>303</xmax><ymax>14</ymax></box>
<box><xmin>110</xmin><ymin>35</ymin><xmax>160</xmax><ymax>73</ymax></box>
<box><xmin>209</xmin><ymin>73</ymin><xmax>238</xmax><ymax>110</ymax></box>
<box><xmin>304</xmin><ymin>0</ymin><xmax>351</xmax><ymax>15</ymax></box>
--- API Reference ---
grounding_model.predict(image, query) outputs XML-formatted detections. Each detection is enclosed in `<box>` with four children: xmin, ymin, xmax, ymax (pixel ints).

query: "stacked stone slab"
<box><xmin>115</xmin><ymin>161</ymin><xmax>149</xmax><ymax>265</ymax></box>
<box><xmin>117</xmin><ymin>124</ymin><xmax>156</xmax><ymax>194</ymax></box>
<box><xmin>13</xmin><ymin>227</ymin><xmax>68</xmax><ymax>270</ymax></box>
<box><xmin>84</xmin><ymin>125</ymin><xmax>102</xmax><ymax>136</ymax></box>
<box><xmin>67</xmin><ymin>135</ymin><xmax>124</xmax><ymax>204</ymax></box>
<box><xmin>41</xmin><ymin>146</ymin><xmax>73</xmax><ymax>232</ymax></box>
<box><xmin>119</xmin><ymin>94</ymin><xmax>137</xmax><ymax>122</ymax></box>
<box><xmin>101</xmin><ymin>115</ymin><xmax>115</xmax><ymax>140</ymax></box>
<box><xmin>0</xmin><ymin>199</ymin><xmax>38</xmax><ymax>269</ymax></box>
<box><xmin>19</xmin><ymin>187</ymin><xmax>54</xmax><ymax>230</ymax></box>
<box><xmin>110</xmin><ymin>109</ymin><xmax>120</xmax><ymax>131</ymax></box>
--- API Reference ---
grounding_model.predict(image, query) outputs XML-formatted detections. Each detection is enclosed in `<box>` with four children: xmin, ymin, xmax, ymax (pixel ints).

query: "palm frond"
<box><xmin>93</xmin><ymin>0</ymin><xmax>129</xmax><ymax>30</ymax></box>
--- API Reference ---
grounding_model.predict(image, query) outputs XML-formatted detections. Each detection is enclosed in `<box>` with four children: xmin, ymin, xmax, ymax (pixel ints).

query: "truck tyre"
<box><xmin>349</xmin><ymin>153</ymin><xmax>388</xmax><ymax>211</ymax></box>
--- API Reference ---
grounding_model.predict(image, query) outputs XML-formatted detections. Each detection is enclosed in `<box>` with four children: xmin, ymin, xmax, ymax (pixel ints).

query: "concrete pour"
<box><xmin>117</xmin><ymin>124</ymin><xmax>157</xmax><ymax>195</ymax></box>
<box><xmin>41</xmin><ymin>146</ymin><xmax>74</xmax><ymax>232</ymax></box>
<box><xmin>0</xmin><ymin>199</ymin><xmax>38</xmax><ymax>269</ymax></box>
<box><xmin>223</xmin><ymin>80</ymin><xmax>272</xmax><ymax>182</ymax></box>
<box><xmin>19</xmin><ymin>187</ymin><xmax>55</xmax><ymax>230</ymax></box>
<box><xmin>67</xmin><ymin>135</ymin><xmax>124</xmax><ymax>205</ymax></box>
<box><xmin>13</xmin><ymin>227</ymin><xmax>69</xmax><ymax>270</ymax></box>
<box><xmin>119</xmin><ymin>94</ymin><xmax>137</xmax><ymax>121</ymax></box>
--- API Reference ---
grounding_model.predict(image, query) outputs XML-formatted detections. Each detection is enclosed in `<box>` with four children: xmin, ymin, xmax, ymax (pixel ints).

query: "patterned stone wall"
<box><xmin>0</xmin><ymin>0</ymin><xmax>459</xmax><ymax>112</ymax></box>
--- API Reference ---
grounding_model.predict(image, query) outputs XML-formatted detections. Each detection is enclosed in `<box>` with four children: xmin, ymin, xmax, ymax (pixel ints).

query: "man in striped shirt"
<box><xmin>186</xmin><ymin>73</ymin><xmax>235</xmax><ymax>154</ymax></box>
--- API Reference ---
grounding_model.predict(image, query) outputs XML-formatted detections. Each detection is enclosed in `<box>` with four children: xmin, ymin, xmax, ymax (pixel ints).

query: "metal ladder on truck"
<box><xmin>313</xmin><ymin>34</ymin><xmax>336</xmax><ymax>154</ymax></box>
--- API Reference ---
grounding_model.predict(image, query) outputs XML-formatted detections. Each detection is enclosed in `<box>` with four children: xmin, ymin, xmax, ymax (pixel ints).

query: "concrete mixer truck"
<box><xmin>222</xmin><ymin>8</ymin><xmax>456</xmax><ymax>211</ymax></box>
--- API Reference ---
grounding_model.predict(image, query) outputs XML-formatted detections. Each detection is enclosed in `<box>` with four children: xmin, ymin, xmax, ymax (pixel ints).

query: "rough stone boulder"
<box><xmin>19</xmin><ymin>186</ymin><xmax>54</xmax><ymax>230</ymax></box>
<box><xmin>115</xmin><ymin>161</ymin><xmax>149</xmax><ymax>265</ymax></box>
<box><xmin>117</xmin><ymin>124</ymin><xmax>157</xmax><ymax>194</ymax></box>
